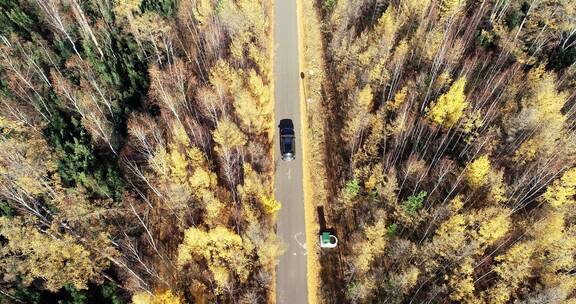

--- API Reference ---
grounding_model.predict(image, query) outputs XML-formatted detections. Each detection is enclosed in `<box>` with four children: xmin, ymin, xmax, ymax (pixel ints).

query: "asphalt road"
<box><xmin>274</xmin><ymin>0</ymin><xmax>308</xmax><ymax>303</ymax></box>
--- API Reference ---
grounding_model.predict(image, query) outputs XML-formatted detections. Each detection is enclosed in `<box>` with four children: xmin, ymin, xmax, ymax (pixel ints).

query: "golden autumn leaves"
<box><xmin>0</xmin><ymin>118</ymin><xmax>116</xmax><ymax>292</ymax></box>
<box><xmin>476</xmin><ymin>168</ymin><xmax>576</xmax><ymax>304</ymax></box>
<box><xmin>315</xmin><ymin>0</ymin><xmax>576</xmax><ymax>302</ymax></box>
<box><xmin>122</xmin><ymin>0</ymin><xmax>278</xmax><ymax>300</ymax></box>
<box><xmin>0</xmin><ymin>0</ymin><xmax>278</xmax><ymax>301</ymax></box>
<box><xmin>177</xmin><ymin>226</ymin><xmax>251</xmax><ymax>293</ymax></box>
<box><xmin>0</xmin><ymin>217</ymin><xmax>104</xmax><ymax>292</ymax></box>
<box><xmin>543</xmin><ymin>168</ymin><xmax>576</xmax><ymax>208</ymax></box>
<box><xmin>424</xmin><ymin>165</ymin><xmax>576</xmax><ymax>303</ymax></box>
<box><xmin>210</xmin><ymin>60</ymin><xmax>274</xmax><ymax>139</ymax></box>
<box><xmin>426</xmin><ymin>77</ymin><xmax>468</xmax><ymax>129</ymax></box>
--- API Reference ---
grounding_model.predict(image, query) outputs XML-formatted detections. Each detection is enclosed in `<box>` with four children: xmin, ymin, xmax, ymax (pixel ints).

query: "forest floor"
<box><xmin>269</xmin><ymin>0</ymin><xmax>276</xmax><ymax>302</ymax></box>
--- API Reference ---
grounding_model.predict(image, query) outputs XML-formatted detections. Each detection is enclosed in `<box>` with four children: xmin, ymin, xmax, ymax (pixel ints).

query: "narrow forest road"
<box><xmin>274</xmin><ymin>0</ymin><xmax>308</xmax><ymax>303</ymax></box>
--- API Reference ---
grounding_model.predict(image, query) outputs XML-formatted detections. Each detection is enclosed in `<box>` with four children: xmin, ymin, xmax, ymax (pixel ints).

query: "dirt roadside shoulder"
<box><xmin>296</xmin><ymin>0</ymin><xmax>330</xmax><ymax>303</ymax></box>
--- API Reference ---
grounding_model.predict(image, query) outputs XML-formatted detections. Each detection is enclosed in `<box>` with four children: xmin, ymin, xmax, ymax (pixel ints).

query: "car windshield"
<box><xmin>283</xmin><ymin>137</ymin><xmax>292</xmax><ymax>152</ymax></box>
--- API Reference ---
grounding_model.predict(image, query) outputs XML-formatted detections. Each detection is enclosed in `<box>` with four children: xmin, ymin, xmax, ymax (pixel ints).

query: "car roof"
<box><xmin>280</xmin><ymin>128</ymin><xmax>295</xmax><ymax>135</ymax></box>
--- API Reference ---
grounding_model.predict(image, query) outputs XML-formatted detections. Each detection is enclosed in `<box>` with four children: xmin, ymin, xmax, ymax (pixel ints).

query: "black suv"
<box><xmin>279</xmin><ymin>119</ymin><xmax>295</xmax><ymax>161</ymax></box>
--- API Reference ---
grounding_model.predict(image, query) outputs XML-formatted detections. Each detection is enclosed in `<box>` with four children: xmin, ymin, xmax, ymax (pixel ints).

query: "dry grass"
<box><xmin>296</xmin><ymin>0</ymin><xmax>330</xmax><ymax>303</ymax></box>
<box><xmin>268</xmin><ymin>0</ymin><xmax>276</xmax><ymax>302</ymax></box>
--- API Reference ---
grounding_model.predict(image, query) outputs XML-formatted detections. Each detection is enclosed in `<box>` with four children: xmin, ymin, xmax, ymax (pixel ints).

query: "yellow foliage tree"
<box><xmin>532</xmin><ymin>210</ymin><xmax>576</xmax><ymax>280</ymax></box>
<box><xmin>132</xmin><ymin>289</ymin><xmax>184</xmax><ymax>304</ymax></box>
<box><xmin>432</xmin><ymin>211</ymin><xmax>466</xmax><ymax>258</ymax></box>
<box><xmin>449</xmin><ymin>195</ymin><xmax>464</xmax><ymax>212</ymax></box>
<box><xmin>189</xmin><ymin>168</ymin><xmax>212</xmax><ymax>190</ymax></box>
<box><xmin>466</xmin><ymin>155</ymin><xmax>491</xmax><ymax>189</ymax></box>
<box><xmin>260</xmin><ymin>195</ymin><xmax>281</xmax><ymax>214</ymax></box>
<box><xmin>542</xmin><ymin>168</ymin><xmax>576</xmax><ymax>208</ymax></box>
<box><xmin>201</xmin><ymin>191</ymin><xmax>225</xmax><ymax>225</ymax></box>
<box><xmin>389</xmin><ymin>266</ymin><xmax>420</xmax><ymax>295</ymax></box>
<box><xmin>430</xmin><ymin>196</ymin><xmax>466</xmax><ymax>260</ymax></box>
<box><xmin>491</xmin><ymin>242</ymin><xmax>535</xmax><ymax>300</ymax></box>
<box><xmin>387</xmin><ymin>86</ymin><xmax>408</xmax><ymax>111</ymax></box>
<box><xmin>513</xmin><ymin>138</ymin><xmax>539</xmax><ymax>163</ymax></box>
<box><xmin>113</xmin><ymin>0</ymin><xmax>143</xmax><ymax>45</ymax></box>
<box><xmin>172</xmin><ymin>122</ymin><xmax>190</xmax><ymax>146</ymax></box>
<box><xmin>238</xmin><ymin>164</ymin><xmax>279</xmax><ymax>215</ymax></box>
<box><xmin>515</xmin><ymin>68</ymin><xmax>569</xmax><ymax>163</ymax></box>
<box><xmin>357</xmin><ymin>86</ymin><xmax>374</xmax><ymax>110</ymax></box>
<box><xmin>391</xmin><ymin>39</ymin><xmax>409</xmax><ymax>66</ymax></box>
<box><xmin>426</xmin><ymin>77</ymin><xmax>468</xmax><ymax>128</ymax></box>
<box><xmin>422</xmin><ymin>29</ymin><xmax>445</xmax><ymax>61</ymax></box>
<box><xmin>194</xmin><ymin>0</ymin><xmax>213</xmax><ymax>29</ymax></box>
<box><xmin>134</xmin><ymin>12</ymin><xmax>171</xmax><ymax>41</ymax></box>
<box><xmin>186</xmin><ymin>147</ymin><xmax>217</xmax><ymax>194</ymax></box>
<box><xmin>0</xmin><ymin>217</ymin><xmax>105</xmax><ymax>292</ymax></box>
<box><xmin>534</xmin><ymin>210</ymin><xmax>565</xmax><ymax>248</ymax></box>
<box><xmin>149</xmin><ymin>127</ymin><xmax>219</xmax><ymax>221</ymax></box>
<box><xmin>0</xmin><ymin>116</ymin><xmax>59</xmax><ymax>198</ymax></box>
<box><xmin>373</xmin><ymin>6</ymin><xmax>399</xmax><ymax>45</ymax></box>
<box><xmin>363</xmin><ymin>162</ymin><xmax>384</xmax><ymax>193</ymax></box>
<box><xmin>248</xmin><ymin>42</ymin><xmax>270</xmax><ymax>79</ymax></box>
<box><xmin>237</xmin><ymin>164</ymin><xmax>265</xmax><ymax>199</ymax></box>
<box><xmin>439</xmin><ymin>0</ymin><xmax>465</xmax><ymax>20</ymax></box>
<box><xmin>114</xmin><ymin>0</ymin><xmax>142</xmax><ymax>17</ymax></box>
<box><xmin>152</xmin><ymin>289</ymin><xmax>184</xmax><ymax>304</ymax></box>
<box><xmin>401</xmin><ymin>0</ymin><xmax>431</xmax><ymax>17</ymax></box>
<box><xmin>213</xmin><ymin>120</ymin><xmax>247</xmax><ymax>153</ymax></box>
<box><xmin>169</xmin><ymin>147</ymin><xmax>189</xmax><ymax>183</ymax></box>
<box><xmin>219</xmin><ymin>0</ymin><xmax>268</xmax><ymax>63</ymax></box>
<box><xmin>525</xmin><ymin>208</ymin><xmax>576</xmax><ymax>300</ymax></box>
<box><xmin>461</xmin><ymin>110</ymin><xmax>483</xmax><ymax>142</ymax></box>
<box><xmin>344</xmin><ymin>85</ymin><xmax>374</xmax><ymax>146</ymax></box>
<box><xmin>471</xmin><ymin>207</ymin><xmax>510</xmax><ymax>248</ymax></box>
<box><xmin>149</xmin><ymin>146</ymin><xmax>169</xmax><ymax>179</ymax></box>
<box><xmin>177</xmin><ymin>226</ymin><xmax>252</xmax><ymax>293</ymax></box>
<box><xmin>448</xmin><ymin>257</ymin><xmax>475</xmax><ymax>302</ymax></box>
<box><xmin>236</xmin><ymin>0</ymin><xmax>268</xmax><ymax>43</ymax></box>
<box><xmin>354</xmin><ymin>219</ymin><xmax>387</xmax><ymax>272</ymax></box>
<box><xmin>358</xmin><ymin>111</ymin><xmax>386</xmax><ymax>160</ymax></box>
<box><xmin>233</xmin><ymin>70</ymin><xmax>272</xmax><ymax>135</ymax></box>
<box><xmin>525</xmin><ymin>66</ymin><xmax>568</xmax><ymax>127</ymax></box>
<box><xmin>484</xmin><ymin>283</ymin><xmax>511</xmax><ymax>304</ymax></box>
<box><xmin>487</xmin><ymin>170</ymin><xmax>506</xmax><ymax>204</ymax></box>
<box><xmin>352</xmin><ymin>5</ymin><xmax>402</xmax><ymax>87</ymax></box>
<box><xmin>434</xmin><ymin>71</ymin><xmax>453</xmax><ymax>90</ymax></box>
<box><xmin>210</xmin><ymin>60</ymin><xmax>243</xmax><ymax>97</ymax></box>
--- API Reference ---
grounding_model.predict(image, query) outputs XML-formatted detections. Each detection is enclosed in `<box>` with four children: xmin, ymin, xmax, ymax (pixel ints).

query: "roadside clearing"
<box><xmin>296</xmin><ymin>0</ymin><xmax>330</xmax><ymax>303</ymax></box>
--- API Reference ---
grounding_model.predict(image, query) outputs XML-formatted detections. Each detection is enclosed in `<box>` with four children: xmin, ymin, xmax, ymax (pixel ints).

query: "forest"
<box><xmin>304</xmin><ymin>0</ymin><xmax>576</xmax><ymax>303</ymax></box>
<box><xmin>0</xmin><ymin>0</ymin><xmax>279</xmax><ymax>303</ymax></box>
<box><xmin>2</xmin><ymin>0</ymin><xmax>576</xmax><ymax>303</ymax></box>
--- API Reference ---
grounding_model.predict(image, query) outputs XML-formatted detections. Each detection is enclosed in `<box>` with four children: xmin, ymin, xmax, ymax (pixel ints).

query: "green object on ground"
<box><xmin>322</xmin><ymin>232</ymin><xmax>330</xmax><ymax>244</ymax></box>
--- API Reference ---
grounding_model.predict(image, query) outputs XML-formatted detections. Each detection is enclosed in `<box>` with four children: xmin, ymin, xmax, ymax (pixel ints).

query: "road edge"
<box><xmin>295</xmin><ymin>0</ymin><xmax>320</xmax><ymax>303</ymax></box>
<box><xmin>268</xmin><ymin>0</ymin><xmax>276</xmax><ymax>302</ymax></box>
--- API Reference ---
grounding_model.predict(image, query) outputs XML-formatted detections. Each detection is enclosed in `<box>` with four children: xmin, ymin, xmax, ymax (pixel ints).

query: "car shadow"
<box><xmin>317</xmin><ymin>206</ymin><xmax>336</xmax><ymax>236</ymax></box>
<box><xmin>317</xmin><ymin>206</ymin><xmax>327</xmax><ymax>231</ymax></box>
